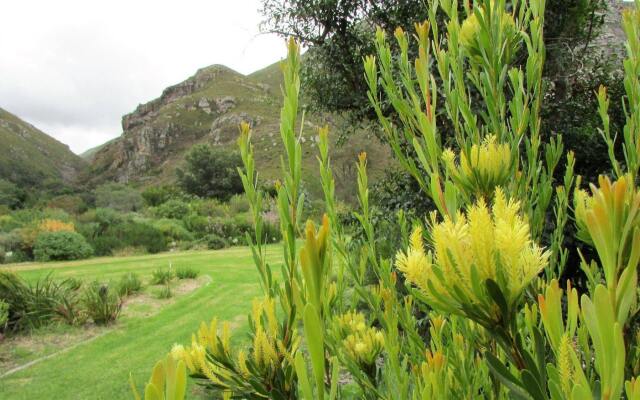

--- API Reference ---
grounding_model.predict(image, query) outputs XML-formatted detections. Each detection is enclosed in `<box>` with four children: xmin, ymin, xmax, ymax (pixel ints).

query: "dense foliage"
<box><xmin>33</xmin><ymin>231</ymin><xmax>94</xmax><ymax>261</ymax></box>
<box><xmin>176</xmin><ymin>144</ymin><xmax>244</xmax><ymax>201</ymax></box>
<box><xmin>140</xmin><ymin>1</ymin><xmax>640</xmax><ymax>399</ymax></box>
<box><xmin>0</xmin><ymin>189</ymin><xmax>280</xmax><ymax>264</ymax></box>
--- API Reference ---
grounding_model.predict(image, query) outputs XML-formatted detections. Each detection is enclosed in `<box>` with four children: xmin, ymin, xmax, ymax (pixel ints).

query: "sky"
<box><xmin>0</xmin><ymin>0</ymin><xmax>286</xmax><ymax>154</ymax></box>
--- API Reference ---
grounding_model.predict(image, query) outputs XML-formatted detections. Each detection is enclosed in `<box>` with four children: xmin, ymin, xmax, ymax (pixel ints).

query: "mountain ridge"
<box><xmin>87</xmin><ymin>59</ymin><xmax>392</xmax><ymax>200</ymax></box>
<box><xmin>0</xmin><ymin>107</ymin><xmax>87</xmax><ymax>188</ymax></box>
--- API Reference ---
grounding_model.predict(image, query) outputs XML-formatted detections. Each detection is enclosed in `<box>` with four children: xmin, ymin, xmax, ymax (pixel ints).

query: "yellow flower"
<box><xmin>237</xmin><ymin>350</ymin><xmax>250</xmax><ymax>377</ymax></box>
<box><xmin>459</xmin><ymin>13</ymin><xmax>480</xmax><ymax>49</ymax></box>
<box><xmin>443</xmin><ymin>135</ymin><xmax>513</xmax><ymax>199</ymax></box>
<box><xmin>334</xmin><ymin>311</ymin><xmax>384</xmax><ymax>368</ymax></box>
<box><xmin>394</xmin><ymin>226</ymin><xmax>433</xmax><ymax>291</ymax></box>
<box><xmin>573</xmin><ymin>175</ymin><xmax>640</xmax><ymax>287</ymax></box>
<box><xmin>459</xmin><ymin>2</ymin><xmax>518</xmax><ymax>64</ymax></box>
<box><xmin>558</xmin><ymin>334</ymin><xmax>574</xmax><ymax>398</ymax></box>
<box><xmin>395</xmin><ymin>188</ymin><xmax>549</xmax><ymax>323</ymax></box>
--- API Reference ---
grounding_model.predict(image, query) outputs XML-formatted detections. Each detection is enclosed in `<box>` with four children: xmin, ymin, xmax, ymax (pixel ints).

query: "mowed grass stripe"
<box><xmin>0</xmin><ymin>245</ymin><xmax>281</xmax><ymax>399</ymax></box>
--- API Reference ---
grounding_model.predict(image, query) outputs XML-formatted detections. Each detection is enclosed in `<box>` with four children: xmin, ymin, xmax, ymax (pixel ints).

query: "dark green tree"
<box><xmin>176</xmin><ymin>145</ymin><xmax>243</xmax><ymax>201</ymax></box>
<box><xmin>0</xmin><ymin>179</ymin><xmax>26</xmax><ymax>209</ymax></box>
<box><xmin>261</xmin><ymin>0</ymin><xmax>607</xmax><ymax>122</ymax></box>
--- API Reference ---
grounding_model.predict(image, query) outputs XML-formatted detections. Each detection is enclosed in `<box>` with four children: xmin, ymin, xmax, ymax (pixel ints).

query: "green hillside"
<box><xmin>80</xmin><ymin>138</ymin><xmax>116</xmax><ymax>162</ymax></box>
<box><xmin>0</xmin><ymin>108</ymin><xmax>87</xmax><ymax>187</ymax></box>
<box><xmin>88</xmin><ymin>63</ymin><xmax>392</xmax><ymax>202</ymax></box>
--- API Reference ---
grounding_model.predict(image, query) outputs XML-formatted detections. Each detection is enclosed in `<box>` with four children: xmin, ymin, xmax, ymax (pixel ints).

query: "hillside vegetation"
<box><xmin>0</xmin><ymin>108</ymin><xmax>86</xmax><ymax>187</ymax></box>
<box><xmin>88</xmin><ymin>62</ymin><xmax>392</xmax><ymax>201</ymax></box>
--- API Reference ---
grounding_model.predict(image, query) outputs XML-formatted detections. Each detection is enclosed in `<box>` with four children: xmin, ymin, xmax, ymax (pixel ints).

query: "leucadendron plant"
<box><xmin>136</xmin><ymin>0</ymin><xmax>640</xmax><ymax>399</ymax></box>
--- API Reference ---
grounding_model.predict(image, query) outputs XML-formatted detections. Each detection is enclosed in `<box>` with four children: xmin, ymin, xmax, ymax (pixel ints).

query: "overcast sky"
<box><xmin>0</xmin><ymin>0</ymin><xmax>286</xmax><ymax>154</ymax></box>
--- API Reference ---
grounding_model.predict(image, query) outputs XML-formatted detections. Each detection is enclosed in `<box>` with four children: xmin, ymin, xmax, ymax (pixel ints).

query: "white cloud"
<box><xmin>0</xmin><ymin>0</ymin><xmax>285</xmax><ymax>153</ymax></box>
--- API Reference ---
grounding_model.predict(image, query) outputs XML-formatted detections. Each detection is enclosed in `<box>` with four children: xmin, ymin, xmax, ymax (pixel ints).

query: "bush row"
<box><xmin>0</xmin><ymin>193</ymin><xmax>282</xmax><ymax>263</ymax></box>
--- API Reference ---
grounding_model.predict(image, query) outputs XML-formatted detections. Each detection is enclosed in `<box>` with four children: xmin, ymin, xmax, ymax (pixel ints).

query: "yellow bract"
<box><xmin>334</xmin><ymin>311</ymin><xmax>384</xmax><ymax>368</ymax></box>
<box><xmin>573</xmin><ymin>175</ymin><xmax>640</xmax><ymax>284</ymax></box>
<box><xmin>396</xmin><ymin>188</ymin><xmax>548</xmax><ymax>316</ymax></box>
<box><xmin>459</xmin><ymin>2</ymin><xmax>518</xmax><ymax>65</ymax></box>
<box><xmin>443</xmin><ymin>136</ymin><xmax>513</xmax><ymax>199</ymax></box>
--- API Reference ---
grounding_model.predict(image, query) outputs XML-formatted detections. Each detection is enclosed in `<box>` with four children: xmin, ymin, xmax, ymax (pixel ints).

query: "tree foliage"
<box><xmin>176</xmin><ymin>144</ymin><xmax>243</xmax><ymax>201</ymax></box>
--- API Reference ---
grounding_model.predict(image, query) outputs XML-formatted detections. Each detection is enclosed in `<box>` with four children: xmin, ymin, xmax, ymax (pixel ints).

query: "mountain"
<box><xmin>0</xmin><ymin>107</ymin><xmax>87</xmax><ymax>187</ymax></box>
<box><xmin>88</xmin><ymin>62</ymin><xmax>392</xmax><ymax>201</ymax></box>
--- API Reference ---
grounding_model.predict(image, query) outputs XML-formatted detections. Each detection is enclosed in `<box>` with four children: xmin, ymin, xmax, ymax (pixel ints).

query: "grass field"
<box><xmin>0</xmin><ymin>245</ymin><xmax>281</xmax><ymax>399</ymax></box>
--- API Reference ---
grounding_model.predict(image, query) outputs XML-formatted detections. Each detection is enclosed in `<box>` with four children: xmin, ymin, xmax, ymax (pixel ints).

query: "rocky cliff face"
<box><xmin>90</xmin><ymin>65</ymin><xmax>275</xmax><ymax>184</ymax></box>
<box><xmin>87</xmin><ymin>61</ymin><xmax>392</xmax><ymax>200</ymax></box>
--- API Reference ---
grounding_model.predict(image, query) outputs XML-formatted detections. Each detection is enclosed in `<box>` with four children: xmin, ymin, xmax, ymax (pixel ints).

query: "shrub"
<box><xmin>0</xmin><ymin>179</ymin><xmax>25</xmax><ymax>209</ymax></box>
<box><xmin>0</xmin><ymin>271</ymin><xmax>81</xmax><ymax>331</ymax></box>
<box><xmin>38</xmin><ymin>219</ymin><xmax>75</xmax><ymax>233</ymax></box>
<box><xmin>82</xmin><ymin>281</ymin><xmax>122</xmax><ymax>325</ymax></box>
<box><xmin>155</xmin><ymin>199</ymin><xmax>190</xmax><ymax>219</ymax></box>
<box><xmin>46</xmin><ymin>194</ymin><xmax>87</xmax><ymax>215</ymax></box>
<box><xmin>120</xmin><ymin>222</ymin><xmax>166</xmax><ymax>254</ymax></box>
<box><xmin>182</xmin><ymin>214</ymin><xmax>210</xmax><ymax>238</ymax></box>
<box><xmin>118</xmin><ymin>273</ymin><xmax>143</xmax><ymax>297</ymax></box>
<box><xmin>152</xmin><ymin>218</ymin><xmax>194</xmax><ymax>242</ymax></box>
<box><xmin>141</xmin><ymin>185</ymin><xmax>181</xmax><ymax>207</ymax></box>
<box><xmin>0</xmin><ymin>300</ymin><xmax>9</xmax><ymax>330</ymax></box>
<box><xmin>90</xmin><ymin>235</ymin><xmax>123</xmax><ymax>257</ymax></box>
<box><xmin>155</xmin><ymin>282</ymin><xmax>173</xmax><ymax>299</ymax></box>
<box><xmin>262</xmin><ymin>221</ymin><xmax>282</xmax><ymax>244</ymax></box>
<box><xmin>33</xmin><ymin>231</ymin><xmax>93</xmax><ymax>262</ymax></box>
<box><xmin>192</xmin><ymin>199</ymin><xmax>227</xmax><ymax>218</ymax></box>
<box><xmin>94</xmin><ymin>183</ymin><xmax>143</xmax><ymax>212</ymax></box>
<box><xmin>202</xmin><ymin>234</ymin><xmax>228</xmax><ymax>250</ymax></box>
<box><xmin>176</xmin><ymin>267</ymin><xmax>199</xmax><ymax>280</ymax></box>
<box><xmin>143</xmin><ymin>12</ymin><xmax>640</xmax><ymax>399</ymax></box>
<box><xmin>151</xmin><ymin>267</ymin><xmax>175</xmax><ymax>285</ymax></box>
<box><xmin>228</xmin><ymin>194</ymin><xmax>250</xmax><ymax>214</ymax></box>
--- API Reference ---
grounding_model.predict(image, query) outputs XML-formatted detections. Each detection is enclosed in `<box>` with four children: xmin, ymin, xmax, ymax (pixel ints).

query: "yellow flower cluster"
<box><xmin>396</xmin><ymin>188</ymin><xmax>549</xmax><ymax>317</ymax></box>
<box><xmin>334</xmin><ymin>311</ymin><xmax>384</xmax><ymax>367</ymax></box>
<box><xmin>169</xmin><ymin>296</ymin><xmax>298</xmax><ymax>388</ymax></box>
<box><xmin>251</xmin><ymin>297</ymin><xmax>283</xmax><ymax>369</ymax></box>
<box><xmin>573</xmin><ymin>175</ymin><xmax>640</xmax><ymax>284</ymax></box>
<box><xmin>442</xmin><ymin>136</ymin><xmax>513</xmax><ymax>199</ymax></box>
<box><xmin>38</xmin><ymin>219</ymin><xmax>75</xmax><ymax>233</ymax></box>
<box><xmin>459</xmin><ymin>2</ymin><xmax>518</xmax><ymax>64</ymax></box>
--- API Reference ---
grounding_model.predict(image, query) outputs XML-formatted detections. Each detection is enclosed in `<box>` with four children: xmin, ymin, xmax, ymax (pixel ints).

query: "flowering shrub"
<box><xmin>38</xmin><ymin>219</ymin><xmax>75</xmax><ymax>233</ymax></box>
<box><xmin>138</xmin><ymin>0</ymin><xmax>640</xmax><ymax>399</ymax></box>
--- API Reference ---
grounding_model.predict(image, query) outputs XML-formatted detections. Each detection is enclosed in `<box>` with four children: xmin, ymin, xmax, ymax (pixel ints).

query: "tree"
<box><xmin>0</xmin><ymin>179</ymin><xmax>25</xmax><ymax>209</ymax></box>
<box><xmin>261</xmin><ymin>0</ymin><xmax>609</xmax><ymax>127</ymax></box>
<box><xmin>94</xmin><ymin>183</ymin><xmax>143</xmax><ymax>212</ymax></box>
<box><xmin>176</xmin><ymin>145</ymin><xmax>243</xmax><ymax>201</ymax></box>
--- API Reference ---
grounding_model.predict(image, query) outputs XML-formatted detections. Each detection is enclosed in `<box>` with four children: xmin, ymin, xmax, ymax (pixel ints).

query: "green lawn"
<box><xmin>0</xmin><ymin>245</ymin><xmax>280</xmax><ymax>399</ymax></box>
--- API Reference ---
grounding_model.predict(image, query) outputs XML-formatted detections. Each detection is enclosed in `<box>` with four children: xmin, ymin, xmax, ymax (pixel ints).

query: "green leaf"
<box><xmin>521</xmin><ymin>369</ymin><xmax>546</xmax><ymax>400</ymax></box>
<box><xmin>174</xmin><ymin>360</ymin><xmax>186</xmax><ymax>400</ymax></box>
<box><xmin>303</xmin><ymin>303</ymin><xmax>325</xmax><ymax>399</ymax></box>
<box><xmin>295</xmin><ymin>352</ymin><xmax>314</xmax><ymax>400</ymax></box>
<box><xmin>329</xmin><ymin>357</ymin><xmax>340</xmax><ymax>400</ymax></box>
<box><xmin>149</xmin><ymin>361</ymin><xmax>165</xmax><ymax>396</ymax></box>
<box><xmin>129</xmin><ymin>373</ymin><xmax>142</xmax><ymax>400</ymax></box>
<box><xmin>485</xmin><ymin>351</ymin><xmax>530</xmax><ymax>399</ymax></box>
<box><xmin>144</xmin><ymin>383</ymin><xmax>161</xmax><ymax>400</ymax></box>
<box><xmin>486</xmin><ymin>279</ymin><xmax>509</xmax><ymax>325</ymax></box>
